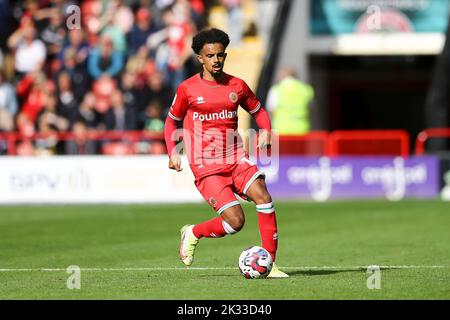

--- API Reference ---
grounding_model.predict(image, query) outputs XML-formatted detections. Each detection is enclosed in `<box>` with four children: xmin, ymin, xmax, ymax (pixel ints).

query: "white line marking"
<box><xmin>0</xmin><ymin>265</ymin><xmax>447</xmax><ymax>272</ymax></box>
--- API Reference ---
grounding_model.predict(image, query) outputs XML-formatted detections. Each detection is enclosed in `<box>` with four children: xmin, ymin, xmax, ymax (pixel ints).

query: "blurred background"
<box><xmin>0</xmin><ymin>0</ymin><xmax>450</xmax><ymax>202</ymax></box>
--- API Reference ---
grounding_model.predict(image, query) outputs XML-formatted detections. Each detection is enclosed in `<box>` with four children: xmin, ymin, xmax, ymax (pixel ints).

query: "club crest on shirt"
<box><xmin>229</xmin><ymin>92</ymin><xmax>238</xmax><ymax>103</ymax></box>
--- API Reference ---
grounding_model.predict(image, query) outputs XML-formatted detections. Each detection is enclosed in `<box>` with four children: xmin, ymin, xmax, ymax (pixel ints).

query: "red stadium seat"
<box><xmin>328</xmin><ymin>130</ymin><xmax>410</xmax><ymax>157</ymax></box>
<box><xmin>278</xmin><ymin>132</ymin><xmax>329</xmax><ymax>156</ymax></box>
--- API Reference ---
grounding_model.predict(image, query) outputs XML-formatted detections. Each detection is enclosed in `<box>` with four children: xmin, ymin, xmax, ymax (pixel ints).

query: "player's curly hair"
<box><xmin>191</xmin><ymin>28</ymin><xmax>230</xmax><ymax>54</ymax></box>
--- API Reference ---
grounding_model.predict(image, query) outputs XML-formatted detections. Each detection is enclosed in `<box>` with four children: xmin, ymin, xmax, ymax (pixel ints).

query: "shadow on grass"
<box><xmin>286</xmin><ymin>267</ymin><xmax>397</xmax><ymax>277</ymax></box>
<box><xmin>286</xmin><ymin>268</ymin><xmax>365</xmax><ymax>277</ymax></box>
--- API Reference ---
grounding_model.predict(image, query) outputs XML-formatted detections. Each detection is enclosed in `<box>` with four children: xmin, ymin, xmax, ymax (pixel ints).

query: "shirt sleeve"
<box><xmin>164</xmin><ymin>115</ymin><xmax>179</xmax><ymax>156</ymax></box>
<box><xmin>168</xmin><ymin>84</ymin><xmax>189</xmax><ymax>121</ymax></box>
<box><xmin>240</xmin><ymin>80</ymin><xmax>262</xmax><ymax>115</ymax></box>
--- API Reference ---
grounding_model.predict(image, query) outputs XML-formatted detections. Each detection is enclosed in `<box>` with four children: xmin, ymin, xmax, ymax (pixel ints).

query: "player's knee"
<box><xmin>222</xmin><ymin>207</ymin><xmax>245</xmax><ymax>232</ymax></box>
<box><xmin>248</xmin><ymin>178</ymin><xmax>272</xmax><ymax>204</ymax></box>
<box><xmin>227</xmin><ymin>214</ymin><xmax>245</xmax><ymax>232</ymax></box>
<box><xmin>254</xmin><ymin>192</ymin><xmax>272</xmax><ymax>205</ymax></box>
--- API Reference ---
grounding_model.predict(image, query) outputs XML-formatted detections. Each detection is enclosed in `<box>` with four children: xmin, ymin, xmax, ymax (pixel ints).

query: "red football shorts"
<box><xmin>194</xmin><ymin>157</ymin><xmax>265</xmax><ymax>214</ymax></box>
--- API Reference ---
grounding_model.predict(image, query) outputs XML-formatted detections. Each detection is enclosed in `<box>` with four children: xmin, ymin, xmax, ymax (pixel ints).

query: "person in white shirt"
<box><xmin>7</xmin><ymin>23</ymin><xmax>47</xmax><ymax>76</ymax></box>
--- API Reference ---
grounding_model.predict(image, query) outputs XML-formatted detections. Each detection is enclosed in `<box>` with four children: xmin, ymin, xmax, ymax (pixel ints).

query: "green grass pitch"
<box><xmin>0</xmin><ymin>200</ymin><xmax>449</xmax><ymax>299</ymax></box>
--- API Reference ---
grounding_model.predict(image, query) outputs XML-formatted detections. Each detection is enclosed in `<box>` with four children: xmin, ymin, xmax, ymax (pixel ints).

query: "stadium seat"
<box><xmin>328</xmin><ymin>130</ymin><xmax>410</xmax><ymax>157</ymax></box>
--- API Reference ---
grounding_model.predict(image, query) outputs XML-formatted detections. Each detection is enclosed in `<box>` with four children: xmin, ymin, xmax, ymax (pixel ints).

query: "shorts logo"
<box><xmin>209</xmin><ymin>197</ymin><xmax>217</xmax><ymax>208</ymax></box>
<box><xmin>229</xmin><ymin>92</ymin><xmax>238</xmax><ymax>103</ymax></box>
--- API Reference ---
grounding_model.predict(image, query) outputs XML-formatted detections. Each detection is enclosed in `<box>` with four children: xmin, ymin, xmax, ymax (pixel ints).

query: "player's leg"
<box><xmin>244</xmin><ymin>177</ymin><xmax>277</xmax><ymax>260</ymax></box>
<box><xmin>179</xmin><ymin>174</ymin><xmax>241</xmax><ymax>266</ymax></box>
<box><xmin>245</xmin><ymin>177</ymin><xmax>289</xmax><ymax>278</ymax></box>
<box><xmin>180</xmin><ymin>200</ymin><xmax>242</xmax><ymax>266</ymax></box>
<box><xmin>191</xmin><ymin>201</ymin><xmax>243</xmax><ymax>239</ymax></box>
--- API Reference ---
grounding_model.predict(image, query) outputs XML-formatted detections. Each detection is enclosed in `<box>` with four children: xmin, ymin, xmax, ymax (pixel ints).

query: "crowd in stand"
<box><xmin>0</xmin><ymin>0</ymin><xmax>212</xmax><ymax>155</ymax></box>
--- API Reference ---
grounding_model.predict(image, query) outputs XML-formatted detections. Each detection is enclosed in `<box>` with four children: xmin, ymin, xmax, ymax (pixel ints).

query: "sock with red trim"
<box><xmin>256</xmin><ymin>202</ymin><xmax>278</xmax><ymax>261</ymax></box>
<box><xmin>192</xmin><ymin>216</ymin><xmax>237</xmax><ymax>239</ymax></box>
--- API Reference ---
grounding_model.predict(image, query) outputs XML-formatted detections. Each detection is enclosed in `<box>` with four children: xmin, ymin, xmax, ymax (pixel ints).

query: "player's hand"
<box><xmin>168</xmin><ymin>154</ymin><xmax>183</xmax><ymax>172</ymax></box>
<box><xmin>257</xmin><ymin>130</ymin><xmax>271</xmax><ymax>150</ymax></box>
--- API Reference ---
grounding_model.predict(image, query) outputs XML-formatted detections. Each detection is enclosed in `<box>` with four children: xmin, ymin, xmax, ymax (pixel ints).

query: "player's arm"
<box><xmin>164</xmin><ymin>116</ymin><xmax>182</xmax><ymax>171</ymax></box>
<box><xmin>240</xmin><ymin>81</ymin><xmax>272</xmax><ymax>149</ymax></box>
<box><xmin>164</xmin><ymin>86</ymin><xmax>188</xmax><ymax>172</ymax></box>
<box><xmin>253</xmin><ymin>107</ymin><xmax>272</xmax><ymax>149</ymax></box>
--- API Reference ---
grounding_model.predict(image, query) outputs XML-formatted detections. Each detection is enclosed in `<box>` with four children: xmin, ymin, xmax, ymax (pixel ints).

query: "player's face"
<box><xmin>197</xmin><ymin>43</ymin><xmax>227</xmax><ymax>79</ymax></box>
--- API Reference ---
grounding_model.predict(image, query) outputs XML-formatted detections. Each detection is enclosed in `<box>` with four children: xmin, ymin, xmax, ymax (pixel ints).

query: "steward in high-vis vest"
<box><xmin>266</xmin><ymin>68</ymin><xmax>314</xmax><ymax>135</ymax></box>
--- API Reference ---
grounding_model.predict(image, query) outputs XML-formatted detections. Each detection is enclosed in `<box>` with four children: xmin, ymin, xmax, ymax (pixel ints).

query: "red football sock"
<box><xmin>256</xmin><ymin>203</ymin><xmax>278</xmax><ymax>262</ymax></box>
<box><xmin>192</xmin><ymin>216</ymin><xmax>236</xmax><ymax>239</ymax></box>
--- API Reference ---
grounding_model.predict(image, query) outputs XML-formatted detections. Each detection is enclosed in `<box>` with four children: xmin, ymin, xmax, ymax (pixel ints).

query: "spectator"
<box><xmin>120</xmin><ymin>71</ymin><xmax>139</xmax><ymax>113</ymax></box>
<box><xmin>40</xmin><ymin>8</ymin><xmax>66</xmax><ymax>61</ymax></box>
<box><xmin>266</xmin><ymin>67</ymin><xmax>315</xmax><ymax>135</ymax></box>
<box><xmin>102</xmin><ymin>90</ymin><xmax>137</xmax><ymax>131</ymax></box>
<box><xmin>0</xmin><ymin>69</ymin><xmax>18</xmax><ymax>131</ymax></box>
<box><xmin>76</xmin><ymin>92</ymin><xmax>100</xmax><ymax>130</ymax></box>
<box><xmin>132</xmin><ymin>0</ymin><xmax>167</xmax><ymax>29</ymax></box>
<box><xmin>16</xmin><ymin>0</ymin><xmax>46</xmax><ymax>33</ymax></box>
<box><xmin>110</xmin><ymin>0</ymin><xmax>135</xmax><ymax>36</ymax></box>
<box><xmin>35</xmin><ymin>107</ymin><xmax>60</xmax><ymax>156</ymax></box>
<box><xmin>15</xmin><ymin>111</ymin><xmax>36</xmax><ymax>156</ymax></box>
<box><xmin>58</xmin><ymin>47</ymin><xmax>92</xmax><ymax>98</ymax></box>
<box><xmin>124</xmin><ymin>44</ymin><xmax>156</xmax><ymax>87</ymax></box>
<box><xmin>36</xmin><ymin>93</ymin><xmax>69</xmax><ymax>133</ymax></box>
<box><xmin>137</xmin><ymin>70</ymin><xmax>173</xmax><ymax>114</ymax></box>
<box><xmin>87</xmin><ymin>35</ymin><xmax>124</xmax><ymax>80</ymax></box>
<box><xmin>141</xmin><ymin>100</ymin><xmax>165</xmax><ymax>132</ymax></box>
<box><xmin>92</xmin><ymin>75</ymin><xmax>117</xmax><ymax>113</ymax></box>
<box><xmin>16</xmin><ymin>71</ymin><xmax>53</xmax><ymax>123</ymax></box>
<box><xmin>100</xmin><ymin>1</ymin><xmax>128</xmax><ymax>53</ymax></box>
<box><xmin>137</xmin><ymin>96</ymin><xmax>167</xmax><ymax>155</ymax></box>
<box><xmin>126</xmin><ymin>8</ymin><xmax>158</xmax><ymax>57</ymax></box>
<box><xmin>65</xmin><ymin>120</ymin><xmax>98</xmax><ymax>155</ymax></box>
<box><xmin>220</xmin><ymin>0</ymin><xmax>243</xmax><ymax>47</ymax></box>
<box><xmin>56</xmin><ymin>71</ymin><xmax>79</xmax><ymax>125</ymax></box>
<box><xmin>80</xmin><ymin>0</ymin><xmax>103</xmax><ymax>44</ymax></box>
<box><xmin>151</xmin><ymin>4</ymin><xmax>194</xmax><ymax>91</ymax></box>
<box><xmin>7</xmin><ymin>21</ymin><xmax>46</xmax><ymax>77</ymax></box>
<box><xmin>59</xmin><ymin>29</ymin><xmax>90</xmax><ymax>69</ymax></box>
<box><xmin>189</xmin><ymin>0</ymin><xmax>207</xmax><ymax>30</ymax></box>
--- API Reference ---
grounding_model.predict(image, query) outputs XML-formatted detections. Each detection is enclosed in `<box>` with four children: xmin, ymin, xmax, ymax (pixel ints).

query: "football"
<box><xmin>238</xmin><ymin>246</ymin><xmax>273</xmax><ymax>279</ymax></box>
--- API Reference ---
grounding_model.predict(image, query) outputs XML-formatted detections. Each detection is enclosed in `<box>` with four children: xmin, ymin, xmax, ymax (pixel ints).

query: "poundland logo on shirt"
<box><xmin>193</xmin><ymin>110</ymin><xmax>237</xmax><ymax>121</ymax></box>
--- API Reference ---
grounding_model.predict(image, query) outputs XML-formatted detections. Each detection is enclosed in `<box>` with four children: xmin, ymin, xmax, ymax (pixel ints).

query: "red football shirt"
<box><xmin>168</xmin><ymin>73</ymin><xmax>262</xmax><ymax>179</ymax></box>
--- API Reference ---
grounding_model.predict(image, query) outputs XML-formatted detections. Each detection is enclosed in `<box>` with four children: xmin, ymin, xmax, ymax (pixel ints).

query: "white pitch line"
<box><xmin>0</xmin><ymin>265</ymin><xmax>447</xmax><ymax>272</ymax></box>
